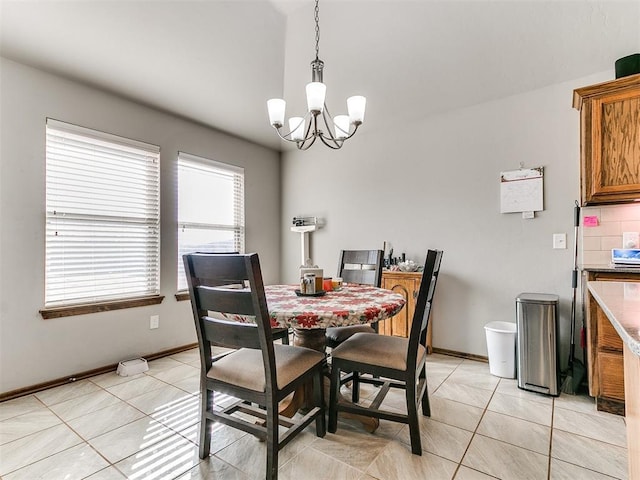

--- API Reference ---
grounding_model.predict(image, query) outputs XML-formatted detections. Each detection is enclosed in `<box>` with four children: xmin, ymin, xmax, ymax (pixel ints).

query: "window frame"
<box><xmin>175</xmin><ymin>152</ymin><xmax>245</xmax><ymax>299</ymax></box>
<box><xmin>40</xmin><ymin>119</ymin><xmax>163</xmax><ymax>318</ymax></box>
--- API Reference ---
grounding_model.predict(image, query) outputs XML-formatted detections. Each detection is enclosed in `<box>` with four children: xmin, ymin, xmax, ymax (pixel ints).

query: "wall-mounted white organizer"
<box><xmin>500</xmin><ymin>166</ymin><xmax>544</xmax><ymax>216</ymax></box>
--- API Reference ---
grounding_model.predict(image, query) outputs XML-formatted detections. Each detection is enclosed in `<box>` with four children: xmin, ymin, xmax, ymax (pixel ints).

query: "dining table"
<box><xmin>263</xmin><ymin>283</ymin><xmax>406</xmax><ymax>352</ymax></box>
<box><xmin>258</xmin><ymin>283</ymin><xmax>406</xmax><ymax>431</ymax></box>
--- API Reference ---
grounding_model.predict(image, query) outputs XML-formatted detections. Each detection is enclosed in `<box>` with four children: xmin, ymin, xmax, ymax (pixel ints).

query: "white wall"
<box><xmin>281</xmin><ymin>71</ymin><xmax>613</xmax><ymax>365</ymax></box>
<box><xmin>0</xmin><ymin>58</ymin><xmax>281</xmax><ymax>394</ymax></box>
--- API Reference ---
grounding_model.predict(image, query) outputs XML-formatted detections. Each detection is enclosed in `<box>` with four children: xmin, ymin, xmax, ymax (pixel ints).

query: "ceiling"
<box><xmin>1</xmin><ymin>1</ymin><xmax>639</xmax><ymax>151</ymax></box>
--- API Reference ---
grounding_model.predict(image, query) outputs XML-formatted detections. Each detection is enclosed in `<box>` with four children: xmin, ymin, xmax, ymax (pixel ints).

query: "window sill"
<box><xmin>175</xmin><ymin>291</ymin><xmax>189</xmax><ymax>302</ymax></box>
<box><xmin>40</xmin><ymin>295</ymin><xmax>165</xmax><ymax>319</ymax></box>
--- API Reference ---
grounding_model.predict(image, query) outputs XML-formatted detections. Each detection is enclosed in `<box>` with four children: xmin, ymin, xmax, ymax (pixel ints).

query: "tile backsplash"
<box><xmin>581</xmin><ymin>203</ymin><xmax>640</xmax><ymax>266</ymax></box>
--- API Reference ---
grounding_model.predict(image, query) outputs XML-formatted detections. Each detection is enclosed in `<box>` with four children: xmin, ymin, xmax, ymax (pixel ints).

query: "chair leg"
<box><xmin>420</xmin><ymin>365</ymin><xmax>431</xmax><ymax>417</ymax></box>
<box><xmin>328</xmin><ymin>364</ymin><xmax>341</xmax><ymax>433</ymax></box>
<box><xmin>351</xmin><ymin>371</ymin><xmax>360</xmax><ymax>403</ymax></box>
<box><xmin>199</xmin><ymin>389</ymin><xmax>213</xmax><ymax>458</ymax></box>
<box><xmin>282</xmin><ymin>329</ymin><xmax>290</xmax><ymax>345</ymax></box>
<box><xmin>313</xmin><ymin>368</ymin><xmax>326</xmax><ymax>437</ymax></box>
<box><xmin>266</xmin><ymin>399</ymin><xmax>279</xmax><ymax>480</ymax></box>
<box><xmin>406</xmin><ymin>381</ymin><xmax>422</xmax><ymax>455</ymax></box>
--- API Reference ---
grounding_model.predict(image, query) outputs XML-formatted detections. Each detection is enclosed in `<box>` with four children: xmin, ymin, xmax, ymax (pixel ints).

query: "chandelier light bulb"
<box><xmin>347</xmin><ymin>96</ymin><xmax>366</xmax><ymax>125</ymax></box>
<box><xmin>267</xmin><ymin>99</ymin><xmax>286</xmax><ymax>127</ymax></box>
<box><xmin>289</xmin><ymin>117</ymin><xmax>306</xmax><ymax>141</ymax></box>
<box><xmin>306</xmin><ymin>82</ymin><xmax>326</xmax><ymax>113</ymax></box>
<box><xmin>334</xmin><ymin>115</ymin><xmax>350</xmax><ymax>139</ymax></box>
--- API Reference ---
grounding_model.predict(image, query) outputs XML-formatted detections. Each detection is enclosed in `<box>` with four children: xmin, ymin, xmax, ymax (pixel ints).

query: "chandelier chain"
<box><xmin>314</xmin><ymin>0</ymin><xmax>320</xmax><ymax>61</ymax></box>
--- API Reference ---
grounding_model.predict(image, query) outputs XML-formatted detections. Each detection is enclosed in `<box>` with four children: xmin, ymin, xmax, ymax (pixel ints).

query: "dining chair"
<box><xmin>328</xmin><ymin>249</ymin><xmax>443</xmax><ymax>455</ymax></box>
<box><xmin>325</xmin><ymin>249</ymin><xmax>384</xmax><ymax>349</ymax></box>
<box><xmin>183</xmin><ymin>252</ymin><xmax>326</xmax><ymax>479</ymax></box>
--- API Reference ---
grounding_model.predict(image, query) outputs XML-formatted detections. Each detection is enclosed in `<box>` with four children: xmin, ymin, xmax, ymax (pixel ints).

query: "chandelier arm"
<box><xmin>323</xmin><ymin>104</ymin><xmax>360</xmax><ymax>144</ymax></box>
<box><xmin>318</xmin><ymin>122</ymin><xmax>361</xmax><ymax>148</ymax></box>
<box><xmin>294</xmin><ymin>113</ymin><xmax>319</xmax><ymax>149</ymax></box>
<box><xmin>318</xmin><ymin>107</ymin><xmax>343</xmax><ymax>147</ymax></box>
<box><xmin>321</xmin><ymin>102</ymin><xmax>355</xmax><ymax>140</ymax></box>
<box><xmin>298</xmin><ymin>135</ymin><xmax>319</xmax><ymax>150</ymax></box>
<box><xmin>341</xmin><ymin>122</ymin><xmax>360</xmax><ymax>141</ymax></box>
<box><xmin>273</xmin><ymin>127</ymin><xmax>297</xmax><ymax>143</ymax></box>
<box><xmin>272</xmin><ymin>112</ymin><xmax>315</xmax><ymax>143</ymax></box>
<box><xmin>318</xmin><ymin>133</ymin><xmax>344</xmax><ymax>149</ymax></box>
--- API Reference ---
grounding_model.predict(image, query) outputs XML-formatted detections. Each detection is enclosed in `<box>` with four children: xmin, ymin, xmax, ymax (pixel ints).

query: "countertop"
<box><xmin>587</xmin><ymin>281</ymin><xmax>640</xmax><ymax>356</ymax></box>
<box><xmin>583</xmin><ymin>264</ymin><xmax>640</xmax><ymax>274</ymax></box>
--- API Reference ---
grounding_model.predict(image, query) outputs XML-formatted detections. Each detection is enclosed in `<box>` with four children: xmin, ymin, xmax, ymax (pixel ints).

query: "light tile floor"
<box><xmin>0</xmin><ymin>350</ymin><xmax>628</xmax><ymax>480</ymax></box>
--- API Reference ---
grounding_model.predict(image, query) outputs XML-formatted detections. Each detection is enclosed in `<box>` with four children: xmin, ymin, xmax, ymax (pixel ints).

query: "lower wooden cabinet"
<box><xmin>379</xmin><ymin>271</ymin><xmax>432</xmax><ymax>353</ymax></box>
<box><xmin>586</xmin><ymin>270</ymin><xmax>639</xmax><ymax>415</ymax></box>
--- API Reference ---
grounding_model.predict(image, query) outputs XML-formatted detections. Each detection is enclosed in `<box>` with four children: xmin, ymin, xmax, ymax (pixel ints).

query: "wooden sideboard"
<box><xmin>585</xmin><ymin>269</ymin><xmax>640</xmax><ymax>414</ymax></box>
<box><xmin>379</xmin><ymin>271</ymin><xmax>432</xmax><ymax>353</ymax></box>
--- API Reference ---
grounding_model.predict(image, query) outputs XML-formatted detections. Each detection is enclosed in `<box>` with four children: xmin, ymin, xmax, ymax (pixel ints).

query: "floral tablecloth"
<box><xmin>263</xmin><ymin>284</ymin><xmax>406</xmax><ymax>330</ymax></box>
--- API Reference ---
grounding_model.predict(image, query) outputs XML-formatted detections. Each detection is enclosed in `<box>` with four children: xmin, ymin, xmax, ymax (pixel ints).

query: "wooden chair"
<box><xmin>183</xmin><ymin>253</ymin><xmax>326</xmax><ymax>479</ymax></box>
<box><xmin>328</xmin><ymin>249</ymin><xmax>443</xmax><ymax>455</ymax></box>
<box><xmin>325</xmin><ymin>249</ymin><xmax>384</xmax><ymax>349</ymax></box>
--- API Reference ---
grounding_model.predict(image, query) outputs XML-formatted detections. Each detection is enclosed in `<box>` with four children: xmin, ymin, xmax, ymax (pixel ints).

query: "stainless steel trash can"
<box><xmin>516</xmin><ymin>293</ymin><xmax>560</xmax><ymax>396</ymax></box>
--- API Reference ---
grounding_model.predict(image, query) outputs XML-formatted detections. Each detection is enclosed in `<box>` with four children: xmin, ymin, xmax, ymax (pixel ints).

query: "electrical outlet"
<box><xmin>150</xmin><ymin>315</ymin><xmax>159</xmax><ymax>329</ymax></box>
<box><xmin>553</xmin><ymin>233</ymin><xmax>567</xmax><ymax>249</ymax></box>
<box><xmin>623</xmin><ymin>232</ymin><xmax>639</xmax><ymax>248</ymax></box>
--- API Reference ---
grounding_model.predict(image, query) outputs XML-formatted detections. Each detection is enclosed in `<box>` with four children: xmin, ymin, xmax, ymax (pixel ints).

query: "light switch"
<box><xmin>553</xmin><ymin>233</ymin><xmax>567</xmax><ymax>249</ymax></box>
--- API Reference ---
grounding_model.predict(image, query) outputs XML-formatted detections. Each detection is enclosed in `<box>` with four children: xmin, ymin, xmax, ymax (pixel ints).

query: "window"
<box><xmin>177</xmin><ymin>152</ymin><xmax>245</xmax><ymax>291</ymax></box>
<box><xmin>44</xmin><ymin>119</ymin><xmax>160</xmax><ymax>310</ymax></box>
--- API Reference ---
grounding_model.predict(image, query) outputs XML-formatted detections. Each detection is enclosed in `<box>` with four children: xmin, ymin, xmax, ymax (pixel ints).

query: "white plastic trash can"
<box><xmin>484</xmin><ymin>321</ymin><xmax>517</xmax><ymax>378</ymax></box>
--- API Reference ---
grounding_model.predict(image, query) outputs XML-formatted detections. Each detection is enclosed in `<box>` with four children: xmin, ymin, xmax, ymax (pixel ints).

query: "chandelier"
<box><xmin>266</xmin><ymin>0</ymin><xmax>366</xmax><ymax>150</ymax></box>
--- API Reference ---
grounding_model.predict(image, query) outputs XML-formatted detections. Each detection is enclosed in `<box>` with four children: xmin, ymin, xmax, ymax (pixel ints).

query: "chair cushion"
<box><xmin>325</xmin><ymin>324</ymin><xmax>376</xmax><ymax>344</ymax></box>
<box><xmin>208</xmin><ymin>344</ymin><xmax>324</xmax><ymax>392</ymax></box>
<box><xmin>330</xmin><ymin>332</ymin><xmax>426</xmax><ymax>371</ymax></box>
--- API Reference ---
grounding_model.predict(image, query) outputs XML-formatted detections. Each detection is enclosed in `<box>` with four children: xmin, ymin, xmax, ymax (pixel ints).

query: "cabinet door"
<box><xmin>380</xmin><ymin>276</ymin><xmax>414</xmax><ymax>337</ymax></box>
<box><xmin>581</xmin><ymin>84</ymin><xmax>640</xmax><ymax>204</ymax></box>
<box><xmin>596</xmin><ymin>307</ymin><xmax>624</xmax><ymax>352</ymax></box>
<box><xmin>599</xmin><ymin>352</ymin><xmax>626</xmax><ymax>401</ymax></box>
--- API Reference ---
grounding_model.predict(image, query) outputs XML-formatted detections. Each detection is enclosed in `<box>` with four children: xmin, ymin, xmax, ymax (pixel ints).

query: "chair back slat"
<box><xmin>202</xmin><ymin>317</ymin><xmax>261</xmax><ymax>350</ymax></box>
<box><xmin>341</xmin><ymin>268</ymin><xmax>378</xmax><ymax>286</ymax></box>
<box><xmin>187</xmin><ymin>253</ymin><xmax>247</xmax><ymax>286</ymax></box>
<box><xmin>195</xmin><ymin>286</ymin><xmax>256</xmax><ymax>316</ymax></box>
<box><xmin>337</xmin><ymin>249</ymin><xmax>383</xmax><ymax>287</ymax></box>
<box><xmin>407</xmin><ymin>250</ymin><xmax>443</xmax><ymax>368</ymax></box>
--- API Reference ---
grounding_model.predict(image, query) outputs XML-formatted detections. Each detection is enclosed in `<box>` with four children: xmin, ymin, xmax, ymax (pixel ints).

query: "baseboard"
<box><xmin>431</xmin><ymin>347</ymin><xmax>488</xmax><ymax>363</ymax></box>
<box><xmin>0</xmin><ymin>343</ymin><xmax>198</xmax><ymax>402</ymax></box>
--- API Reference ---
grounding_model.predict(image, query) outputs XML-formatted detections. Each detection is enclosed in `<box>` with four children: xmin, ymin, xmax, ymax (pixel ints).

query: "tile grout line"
<box><xmin>445</xmin><ymin>361</ymin><xmax>501</xmax><ymax>479</ymax></box>
<box><xmin>547</xmin><ymin>396</ymin><xmax>556</xmax><ymax>480</ymax></box>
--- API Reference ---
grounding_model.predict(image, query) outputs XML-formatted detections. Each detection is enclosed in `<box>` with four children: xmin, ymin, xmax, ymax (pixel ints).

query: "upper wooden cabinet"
<box><xmin>573</xmin><ymin>74</ymin><xmax>640</xmax><ymax>205</ymax></box>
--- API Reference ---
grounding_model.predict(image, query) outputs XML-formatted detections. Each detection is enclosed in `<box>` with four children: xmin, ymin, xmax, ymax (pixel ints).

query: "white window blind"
<box><xmin>177</xmin><ymin>152</ymin><xmax>245</xmax><ymax>291</ymax></box>
<box><xmin>45</xmin><ymin>119</ymin><xmax>161</xmax><ymax>307</ymax></box>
